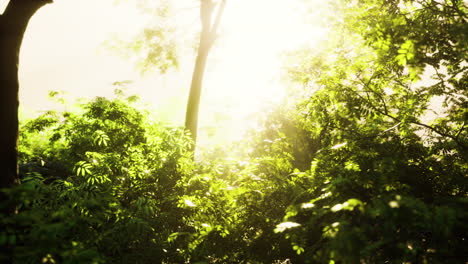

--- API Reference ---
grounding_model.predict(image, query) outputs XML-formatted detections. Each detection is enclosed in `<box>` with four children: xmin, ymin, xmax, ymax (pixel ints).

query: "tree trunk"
<box><xmin>0</xmin><ymin>0</ymin><xmax>51</xmax><ymax>199</ymax></box>
<box><xmin>185</xmin><ymin>20</ymin><xmax>212</xmax><ymax>149</ymax></box>
<box><xmin>185</xmin><ymin>0</ymin><xmax>226</xmax><ymax>152</ymax></box>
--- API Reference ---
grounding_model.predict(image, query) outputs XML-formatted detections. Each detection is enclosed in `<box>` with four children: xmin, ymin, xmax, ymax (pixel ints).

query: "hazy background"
<box><xmin>3</xmin><ymin>0</ymin><xmax>327</xmax><ymax>146</ymax></box>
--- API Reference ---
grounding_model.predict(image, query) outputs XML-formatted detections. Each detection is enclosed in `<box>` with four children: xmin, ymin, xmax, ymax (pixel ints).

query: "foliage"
<box><xmin>2</xmin><ymin>95</ymin><xmax>194</xmax><ymax>263</ymax></box>
<box><xmin>274</xmin><ymin>0</ymin><xmax>467</xmax><ymax>263</ymax></box>
<box><xmin>106</xmin><ymin>0</ymin><xmax>180</xmax><ymax>74</ymax></box>
<box><xmin>0</xmin><ymin>0</ymin><xmax>466</xmax><ymax>263</ymax></box>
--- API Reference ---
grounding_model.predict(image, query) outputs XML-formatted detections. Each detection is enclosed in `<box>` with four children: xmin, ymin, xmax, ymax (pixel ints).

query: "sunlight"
<box><xmin>16</xmin><ymin>0</ymin><xmax>330</xmax><ymax>148</ymax></box>
<box><xmin>0</xmin><ymin>1</ymin><xmax>7</xmax><ymax>14</ymax></box>
<box><xmin>6</xmin><ymin>0</ymin><xmax>464</xmax><ymax>260</ymax></box>
<box><xmin>198</xmin><ymin>0</ymin><xmax>329</xmax><ymax>145</ymax></box>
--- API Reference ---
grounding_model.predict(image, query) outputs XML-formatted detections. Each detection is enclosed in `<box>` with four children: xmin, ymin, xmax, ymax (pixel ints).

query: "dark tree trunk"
<box><xmin>0</xmin><ymin>0</ymin><xmax>51</xmax><ymax>200</ymax></box>
<box><xmin>185</xmin><ymin>0</ymin><xmax>226</xmax><ymax>152</ymax></box>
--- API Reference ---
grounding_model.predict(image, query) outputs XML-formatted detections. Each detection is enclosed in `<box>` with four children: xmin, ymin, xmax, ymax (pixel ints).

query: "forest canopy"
<box><xmin>0</xmin><ymin>0</ymin><xmax>466</xmax><ymax>263</ymax></box>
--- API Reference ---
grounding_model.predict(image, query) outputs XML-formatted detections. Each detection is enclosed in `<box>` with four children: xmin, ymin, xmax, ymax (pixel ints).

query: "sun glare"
<box><xmin>17</xmin><ymin>0</ymin><xmax>330</xmax><ymax>149</ymax></box>
<box><xmin>198</xmin><ymin>0</ymin><xmax>329</xmax><ymax>146</ymax></box>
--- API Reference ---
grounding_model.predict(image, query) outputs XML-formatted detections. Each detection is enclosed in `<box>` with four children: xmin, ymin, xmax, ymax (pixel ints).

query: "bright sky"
<box><xmin>2</xmin><ymin>0</ymin><xmax>328</xmax><ymax>147</ymax></box>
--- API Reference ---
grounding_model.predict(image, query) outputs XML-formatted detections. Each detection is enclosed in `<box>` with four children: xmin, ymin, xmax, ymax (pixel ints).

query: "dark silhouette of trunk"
<box><xmin>185</xmin><ymin>0</ymin><xmax>226</xmax><ymax>152</ymax></box>
<box><xmin>0</xmin><ymin>0</ymin><xmax>51</xmax><ymax>201</ymax></box>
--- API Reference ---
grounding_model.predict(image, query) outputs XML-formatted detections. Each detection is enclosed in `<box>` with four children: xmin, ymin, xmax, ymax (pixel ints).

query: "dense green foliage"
<box><xmin>1</xmin><ymin>0</ymin><xmax>466</xmax><ymax>263</ymax></box>
<box><xmin>2</xmin><ymin>95</ymin><xmax>195</xmax><ymax>263</ymax></box>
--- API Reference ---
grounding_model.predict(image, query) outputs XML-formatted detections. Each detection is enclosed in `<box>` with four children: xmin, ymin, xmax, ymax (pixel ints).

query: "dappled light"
<box><xmin>0</xmin><ymin>0</ymin><xmax>466</xmax><ymax>263</ymax></box>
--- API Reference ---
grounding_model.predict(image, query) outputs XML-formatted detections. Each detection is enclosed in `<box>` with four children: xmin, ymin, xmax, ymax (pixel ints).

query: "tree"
<box><xmin>272</xmin><ymin>0</ymin><xmax>467</xmax><ymax>262</ymax></box>
<box><xmin>0</xmin><ymin>0</ymin><xmax>52</xmax><ymax>199</ymax></box>
<box><xmin>185</xmin><ymin>0</ymin><xmax>226</xmax><ymax>150</ymax></box>
<box><xmin>111</xmin><ymin>0</ymin><xmax>227</xmax><ymax>152</ymax></box>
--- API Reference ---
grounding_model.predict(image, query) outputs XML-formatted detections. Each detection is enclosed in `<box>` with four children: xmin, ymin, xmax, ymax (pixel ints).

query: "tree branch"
<box><xmin>3</xmin><ymin>0</ymin><xmax>52</xmax><ymax>19</ymax></box>
<box><xmin>209</xmin><ymin>0</ymin><xmax>227</xmax><ymax>38</ymax></box>
<box><xmin>2</xmin><ymin>0</ymin><xmax>52</xmax><ymax>33</ymax></box>
<box><xmin>351</xmin><ymin>87</ymin><xmax>467</xmax><ymax>150</ymax></box>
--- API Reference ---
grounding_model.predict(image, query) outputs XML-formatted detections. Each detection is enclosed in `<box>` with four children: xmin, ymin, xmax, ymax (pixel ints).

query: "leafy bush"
<box><xmin>2</xmin><ymin>96</ymin><xmax>195</xmax><ymax>263</ymax></box>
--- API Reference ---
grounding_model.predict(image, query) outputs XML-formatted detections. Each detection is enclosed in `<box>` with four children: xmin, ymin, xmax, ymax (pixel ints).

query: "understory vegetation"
<box><xmin>1</xmin><ymin>0</ymin><xmax>467</xmax><ymax>263</ymax></box>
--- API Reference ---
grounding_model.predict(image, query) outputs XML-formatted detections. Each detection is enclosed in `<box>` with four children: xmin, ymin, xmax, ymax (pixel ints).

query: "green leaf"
<box><xmin>274</xmin><ymin>222</ymin><xmax>301</xmax><ymax>233</ymax></box>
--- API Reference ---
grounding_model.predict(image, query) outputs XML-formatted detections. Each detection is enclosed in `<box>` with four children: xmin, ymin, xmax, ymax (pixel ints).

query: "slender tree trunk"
<box><xmin>185</xmin><ymin>0</ymin><xmax>226</xmax><ymax>152</ymax></box>
<box><xmin>185</xmin><ymin>19</ymin><xmax>211</xmax><ymax>148</ymax></box>
<box><xmin>0</xmin><ymin>0</ymin><xmax>51</xmax><ymax>199</ymax></box>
